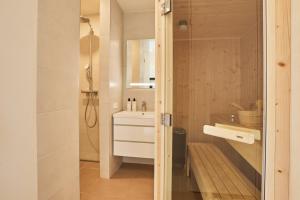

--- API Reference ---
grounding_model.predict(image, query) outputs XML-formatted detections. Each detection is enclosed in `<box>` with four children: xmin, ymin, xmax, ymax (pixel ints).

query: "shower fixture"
<box><xmin>80</xmin><ymin>16</ymin><xmax>98</xmax><ymax>129</ymax></box>
<box><xmin>80</xmin><ymin>16</ymin><xmax>90</xmax><ymax>23</ymax></box>
<box><xmin>80</xmin><ymin>16</ymin><xmax>94</xmax><ymax>91</ymax></box>
<box><xmin>80</xmin><ymin>16</ymin><xmax>92</xmax><ymax>29</ymax></box>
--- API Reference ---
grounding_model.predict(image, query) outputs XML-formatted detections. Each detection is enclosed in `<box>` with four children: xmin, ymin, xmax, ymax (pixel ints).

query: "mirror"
<box><xmin>126</xmin><ymin>39</ymin><xmax>155</xmax><ymax>89</ymax></box>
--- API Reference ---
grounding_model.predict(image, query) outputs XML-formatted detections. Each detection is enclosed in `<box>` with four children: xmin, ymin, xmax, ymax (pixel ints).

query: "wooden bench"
<box><xmin>187</xmin><ymin>143</ymin><xmax>260</xmax><ymax>200</ymax></box>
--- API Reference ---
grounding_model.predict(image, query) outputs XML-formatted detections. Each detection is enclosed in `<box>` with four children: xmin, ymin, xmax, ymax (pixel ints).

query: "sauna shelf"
<box><xmin>203</xmin><ymin>123</ymin><xmax>261</xmax><ymax>144</ymax></box>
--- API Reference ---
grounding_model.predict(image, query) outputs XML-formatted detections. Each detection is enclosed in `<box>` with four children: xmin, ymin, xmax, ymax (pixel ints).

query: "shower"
<box><xmin>80</xmin><ymin>16</ymin><xmax>97</xmax><ymax>129</ymax></box>
<box><xmin>80</xmin><ymin>16</ymin><xmax>90</xmax><ymax>24</ymax></box>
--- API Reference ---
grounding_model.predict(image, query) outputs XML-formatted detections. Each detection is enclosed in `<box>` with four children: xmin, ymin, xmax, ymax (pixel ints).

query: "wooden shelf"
<box><xmin>211</xmin><ymin>114</ymin><xmax>263</xmax><ymax>174</ymax></box>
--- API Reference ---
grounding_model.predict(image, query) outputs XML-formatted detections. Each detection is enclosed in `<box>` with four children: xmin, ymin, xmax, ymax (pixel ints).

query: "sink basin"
<box><xmin>113</xmin><ymin>111</ymin><xmax>155</xmax><ymax>118</ymax></box>
<box><xmin>113</xmin><ymin>111</ymin><xmax>155</xmax><ymax>126</ymax></box>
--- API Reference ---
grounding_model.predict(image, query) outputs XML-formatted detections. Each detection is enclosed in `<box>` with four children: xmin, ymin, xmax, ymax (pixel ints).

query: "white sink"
<box><xmin>113</xmin><ymin>111</ymin><xmax>155</xmax><ymax>126</ymax></box>
<box><xmin>113</xmin><ymin>111</ymin><xmax>155</xmax><ymax>118</ymax></box>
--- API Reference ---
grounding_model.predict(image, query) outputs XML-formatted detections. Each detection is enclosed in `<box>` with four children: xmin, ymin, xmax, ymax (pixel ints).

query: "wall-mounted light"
<box><xmin>178</xmin><ymin>20</ymin><xmax>188</xmax><ymax>31</ymax></box>
<box><xmin>130</xmin><ymin>82</ymin><xmax>155</xmax><ymax>88</ymax></box>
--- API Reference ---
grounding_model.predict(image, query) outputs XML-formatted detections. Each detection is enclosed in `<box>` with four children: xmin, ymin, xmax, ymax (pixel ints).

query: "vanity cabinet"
<box><xmin>113</xmin><ymin>111</ymin><xmax>155</xmax><ymax>159</ymax></box>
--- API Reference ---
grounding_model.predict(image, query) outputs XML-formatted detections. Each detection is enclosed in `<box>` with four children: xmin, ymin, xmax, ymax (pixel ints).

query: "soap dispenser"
<box><xmin>132</xmin><ymin>98</ymin><xmax>137</xmax><ymax>112</ymax></box>
<box><xmin>127</xmin><ymin>98</ymin><xmax>132</xmax><ymax>111</ymax></box>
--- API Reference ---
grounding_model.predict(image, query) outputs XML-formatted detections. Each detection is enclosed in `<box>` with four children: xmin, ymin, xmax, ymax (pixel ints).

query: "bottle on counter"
<box><xmin>127</xmin><ymin>98</ymin><xmax>132</xmax><ymax>111</ymax></box>
<box><xmin>132</xmin><ymin>98</ymin><xmax>137</xmax><ymax>112</ymax></box>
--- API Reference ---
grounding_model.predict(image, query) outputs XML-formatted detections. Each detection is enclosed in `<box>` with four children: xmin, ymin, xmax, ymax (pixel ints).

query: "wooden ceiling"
<box><xmin>173</xmin><ymin>0</ymin><xmax>261</xmax><ymax>38</ymax></box>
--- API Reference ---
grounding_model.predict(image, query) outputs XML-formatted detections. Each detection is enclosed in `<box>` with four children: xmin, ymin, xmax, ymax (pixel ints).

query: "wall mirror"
<box><xmin>126</xmin><ymin>39</ymin><xmax>155</xmax><ymax>89</ymax></box>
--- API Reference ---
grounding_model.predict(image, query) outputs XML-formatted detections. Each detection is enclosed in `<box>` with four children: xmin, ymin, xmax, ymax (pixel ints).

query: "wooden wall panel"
<box><xmin>173</xmin><ymin>41</ymin><xmax>190</xmax><ymax>134</ymax></box>
<box><xmin>173</xmin><ymin>0</ymin><xmax>258</xmax><ymax>38</ymax></box>
<box><xmin>265</xmin><ymin>0</ymin><xmax>291</xmax><ymax>199</ymax></box>
<box><xmin>240</xmin><ymin>32</ymin><xmax>260</xmax><ymax>109</ymax></box>
<box><xmin>174</xmin><ymin>39</ymin><xmax>242</xmax><ymax>142</ymax></box>
<box><xmin>240</xmin><ymin>0</ymin><xmax>264</xmax><ymax>109</ymax></box>
<box><xmin>189</xmin><ymin>39</ymin><xmax>241</xmax><ymax>142</ymax></box>
<box><xmin>274</xmin><ymin>0</ymin><xmax>291</xmax><ymax>198</ymax></box>
<box><xmin>173</xmin><ymin>0</ymin><xmax>263</xmax><ymax>143</ymax></box>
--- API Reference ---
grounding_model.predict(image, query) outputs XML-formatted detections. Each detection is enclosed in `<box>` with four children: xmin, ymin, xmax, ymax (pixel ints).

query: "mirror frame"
<box><xmin>125</xmin><ymin>38</ymin><xmax>156</xmax><ymax>89</ymax></box>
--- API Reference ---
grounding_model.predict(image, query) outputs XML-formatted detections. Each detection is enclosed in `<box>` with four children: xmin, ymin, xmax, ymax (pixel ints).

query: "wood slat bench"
<box><xmin>187</xmin><ymin>143</ymin><xmax>260</xmax><ymax>200</ymax></box>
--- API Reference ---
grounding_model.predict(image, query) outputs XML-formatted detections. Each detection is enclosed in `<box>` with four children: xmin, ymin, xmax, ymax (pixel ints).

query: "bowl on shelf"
<box><xmin>238</xmin><ymin>110</ymin><xmax>262</xmax><ymax>127</ymax></box>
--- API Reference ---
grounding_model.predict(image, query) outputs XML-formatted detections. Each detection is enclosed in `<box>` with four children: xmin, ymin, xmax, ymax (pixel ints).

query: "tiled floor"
<box><xmin>80</xmin><ymin>161</ymin><xmax>154</xmax><ymax>200</ymax></box>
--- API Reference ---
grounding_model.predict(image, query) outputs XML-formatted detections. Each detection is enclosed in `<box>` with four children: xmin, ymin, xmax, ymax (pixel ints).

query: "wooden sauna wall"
<box><xmin>240</xmin><ymin>1</ymin><xmax>264</xmax><ymax>109</ymax></box>
<box><xmin>173</xmin><ymin>0</ymin><xmax>263</xmax><ymax>142</ymax></box>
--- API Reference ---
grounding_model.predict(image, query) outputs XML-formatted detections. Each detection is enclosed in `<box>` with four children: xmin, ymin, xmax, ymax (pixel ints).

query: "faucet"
<box><xmin>141</xmin><ymin>101</ymin><xmax>147</xmax><ymax>112</ymax></box>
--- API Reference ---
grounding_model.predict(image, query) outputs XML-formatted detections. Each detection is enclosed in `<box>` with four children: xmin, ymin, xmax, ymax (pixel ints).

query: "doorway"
<box><xmin>79</xmin><ymin>0</ymin><xmax>156</xmax><ymax>199</ymax></box>
<box><xmin>157</xmin><ymin>0</ymin><xmax>265</xmax><ymax>199</ymax></box>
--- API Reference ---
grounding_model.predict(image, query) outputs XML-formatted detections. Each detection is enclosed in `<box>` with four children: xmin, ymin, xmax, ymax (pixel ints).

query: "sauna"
<box><xmin>170</xmin><ymin>0</ymin><xmax>264</xmax><ymax>199</ymax></box>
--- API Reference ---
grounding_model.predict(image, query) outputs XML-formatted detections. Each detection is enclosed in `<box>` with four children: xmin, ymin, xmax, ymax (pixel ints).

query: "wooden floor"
<box><xmin>80</xmin><ymin>161</ymin><xmax>154</xmax><ymax>200</ymax></box>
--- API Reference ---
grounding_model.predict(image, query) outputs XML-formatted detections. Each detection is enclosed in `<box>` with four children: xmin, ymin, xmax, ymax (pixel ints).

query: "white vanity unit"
<box><xmin>113</xmin><ymin>111</ymin><xmax>155</xmax><ymax>159</ymax></box>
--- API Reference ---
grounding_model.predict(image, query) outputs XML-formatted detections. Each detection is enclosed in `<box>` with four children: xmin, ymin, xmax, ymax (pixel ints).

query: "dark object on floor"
<box><xmin>173</xmin><ymin>128</ymin><xmax>187</xmax><ymax>167</ymax></box>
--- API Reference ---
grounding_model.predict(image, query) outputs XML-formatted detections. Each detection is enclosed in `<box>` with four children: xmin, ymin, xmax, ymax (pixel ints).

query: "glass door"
<box><xmin>163</xmin><ymin>0</ymin><xmax>265</xmax><ymax>199</ymax></box>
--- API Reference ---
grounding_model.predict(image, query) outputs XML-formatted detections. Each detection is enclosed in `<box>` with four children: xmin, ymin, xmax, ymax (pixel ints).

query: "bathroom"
<box><xmin>1</xmin><ymin>0</ymin><xmax>298</xmax><ymax>199</ymax></box>
<box><xmin>80</xmin><ymin>0</ymin><xmax>156</xmax><ymax>199</ymax></box>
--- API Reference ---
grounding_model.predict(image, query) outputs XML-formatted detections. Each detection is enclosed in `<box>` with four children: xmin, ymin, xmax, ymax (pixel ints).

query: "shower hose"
<box><xmin>84</xmin><ymin>92</ymin><xmax>99</xmax><ymax>153</ymax></box>
<box><xmin>84</xmin><ymin>92</ymin><xmax>98</xmax><ymax>128</ymax></box>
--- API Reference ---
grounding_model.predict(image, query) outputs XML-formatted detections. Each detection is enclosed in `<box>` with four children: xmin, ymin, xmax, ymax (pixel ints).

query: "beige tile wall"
<box><xmin>99</xmin><ymin>0</ymin><xmax>124</xmax><ymax>178</ymax></box>
<box><xmin>0</xmin><ymin>0</ymin><xmax>38</xmax><ymax>199</ymax></box>
<box><xmin>37</xmin><ymin>0</ymin><xmax>80</xmax><ymax>199</ymax></box>
<box><xmin>123</xmin><ymin>89</ymin><xmax>155</xmax><ymax>111</ymax></box>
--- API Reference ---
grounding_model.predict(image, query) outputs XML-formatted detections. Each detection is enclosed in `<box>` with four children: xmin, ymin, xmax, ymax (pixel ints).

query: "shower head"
<box><xmin>80</xmin><ymin>16</ymin><xmax>90</xmax><ymax>23</ymax></box>
<box><xmin>80</xmin><ymin>16</ymin><xmax>93</xmax><ymax>30</ymax></box>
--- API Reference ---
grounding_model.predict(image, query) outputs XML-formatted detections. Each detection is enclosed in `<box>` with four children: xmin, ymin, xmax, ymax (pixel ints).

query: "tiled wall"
<box><xmin>123</xmin><ymin>89</ymin><xmax>155</xmax><ymax>111</ymax></box>
<box><xmin>37</xmin><ymin>0</ymin><xmax>80</xmax><ymax>199</ymax></box>
<box><xmin>0</xmin><ymin>0</ymin><xmax>38</xmax><ymax>199</ymax></box>
<box><xmin>99</xmin><ymin>0</ymin><xmax>124</xmax><ymax>178</ymax></box>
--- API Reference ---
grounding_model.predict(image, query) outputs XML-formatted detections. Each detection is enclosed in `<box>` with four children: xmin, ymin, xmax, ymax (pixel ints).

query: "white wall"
<box><xmin>290</xmin><ymin>0</ymin><xmax>300</xmax><ymax>198</ymax></box>
<box><xmin>37</xmin><ymin>0</ymin><xmax>80</xmax><ymax>199</ymax></box>
<box><xmin>123</xmin><ymin>12</ymin><xmax>155</xmax><ymax>111</ymax></box>
<box><xmin>124</xmin><ymin>12</ymin><xmax>155</xmax><ymax>39</ymax></box>
<box><xmin>99</xmin><ymin>0</ymin><xmax>124</xmax><ymax>178</ymax></box>
<box><xmin>0</xmin><ymin>1</ymin><xmax>38</xmax><ymax>199</ymax></box>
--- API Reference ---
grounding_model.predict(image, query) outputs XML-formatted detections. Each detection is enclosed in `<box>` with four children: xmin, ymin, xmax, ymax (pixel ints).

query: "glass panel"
<box><xmin>171</xmin><ymin>0</ymin><xmax>264</xmax><ymax>199</ymax></box>
<box><xmin>126</xmin><ymin>39</ymin><xmax>156</xmax><ymax>89</ymax></box>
